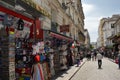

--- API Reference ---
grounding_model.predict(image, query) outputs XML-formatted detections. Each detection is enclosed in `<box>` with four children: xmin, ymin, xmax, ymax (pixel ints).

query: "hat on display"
<box><xmin>34</xmin><ymin>54</ymin><xmax>40</xmax><ymax>62</ymax></box>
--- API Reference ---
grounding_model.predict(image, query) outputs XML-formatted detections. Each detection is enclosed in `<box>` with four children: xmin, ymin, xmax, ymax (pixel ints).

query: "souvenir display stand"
<box><xmin>0</xmin><ymin>7</ymin><xmax>74</xmax><ymax>80</ymax></box>
<box><xmin>0</xmin><ymin>13</ymin><xmax>51</xmax><ymax>80</ymax></box>
<box><xmin>30</xmin><ymin>41</ymin><xmax>51</xmax><ymax>80</ymax></box>
<box><xmin>59</xmin><ymin>42</ymin><xmax>68</xmax><ymax>70</ymax></box>
<box><xmin>46</xmin><ymin>36</ymin><xmax>70</xmax><ymax>73</ymax></box>
<box><xmin>43</xmin><ymin>35</ymin><xmax>60</xmax><ymax>75</ymax></box>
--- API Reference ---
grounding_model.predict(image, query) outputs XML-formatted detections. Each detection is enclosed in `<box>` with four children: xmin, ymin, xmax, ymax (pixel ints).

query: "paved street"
<box><xmin>70</xmin><ymin>58</ymin><xmax>120</xmax><ymax>80</ymax></box>
<box><xmin>54</xmin><ymin>59</ymin><xmax>86</xmax><ymax>80</ymax></box>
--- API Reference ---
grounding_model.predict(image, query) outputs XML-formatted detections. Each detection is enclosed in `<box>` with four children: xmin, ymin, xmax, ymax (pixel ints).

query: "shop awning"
<box><xmin>49</xmin><ymin>31</ymin><xmax>73</xmax><ymax>41</ymax></box>
<box><xmin>0</xmin><ymin>5</ymin><xmax>34</xmax><ymax>23</ymax></box>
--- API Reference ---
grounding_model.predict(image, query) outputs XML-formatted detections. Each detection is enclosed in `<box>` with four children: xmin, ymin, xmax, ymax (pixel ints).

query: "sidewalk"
<box><xmin>107</xmin><ymin>58</ymin><xmax>119</xmax><ymax>65</ymax></box>
<box><xmin>108</xmin><ymin>58</ymin><xmax>116</xmax><ymax>63</ymax></box>
<box><xmin>52</xmin><ymin>58</ymin><xmax>86</xmax><ymax>80</ymax></box>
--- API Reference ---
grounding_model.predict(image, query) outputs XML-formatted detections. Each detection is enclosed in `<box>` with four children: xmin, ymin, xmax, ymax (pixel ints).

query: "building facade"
<box><xmin>98</xmin><ymin>18</ymin><xmax>105</xmax><ymax>47</ymax></box>
<box><xmin>103</xmin><ymin>15</ymin><xmax>120</xmax><ymax>47</ymax></box>
<box><xmin>0</xmin><ymin>0</ymin><xmax>85</xmax><ymax>80</ymax></box>
<box><xmin>84</xmin><ymin>29</ymin><xmax>90</xmax><ymax>49</ymax></box>
<box><xmin>91</xmin><ymin>42</ymin><xmax>97</xmax><ymax>49</ymax></box>
<box><xmin>98</xmin><ymin>14</ymin><xmax>120</xmax><ymax>48</ymax></box>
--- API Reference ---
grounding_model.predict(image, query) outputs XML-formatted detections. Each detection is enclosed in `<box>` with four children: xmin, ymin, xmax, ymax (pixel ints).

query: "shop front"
<box><xmin>0</xmin><ymin>1</ymin><xmax>51</xmax><ymax>80</ymax></box>
<box><xmin>0</xmin><ymin>4</ymin><xmax>35</xmax><ymax>80</ymax></box>
<box><xmin>43</xmin><ymin>30</ymin><xmax>74</xmax><ymax>74</ymax></box>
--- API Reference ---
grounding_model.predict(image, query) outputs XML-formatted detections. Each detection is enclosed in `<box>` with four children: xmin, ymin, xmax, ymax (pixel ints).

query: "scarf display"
<box><xmin>31</xmin><ymin>63</ymin><xmax>44</xmax><ymax>80</ymax></box>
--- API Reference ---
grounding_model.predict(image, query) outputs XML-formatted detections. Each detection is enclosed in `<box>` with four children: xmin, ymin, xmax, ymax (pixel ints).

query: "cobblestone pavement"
<box><xmin>70</xmin><ymin>58</ymin><xmax>120</xmax><ymax>80</ymax></box>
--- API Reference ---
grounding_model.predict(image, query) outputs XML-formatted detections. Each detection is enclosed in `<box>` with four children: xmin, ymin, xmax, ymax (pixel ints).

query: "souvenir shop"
<box><xmin>0</xmin><ymin>4</ymin><xmax>51</xmax><ymax>80</ymax></box>
<box><xmin>43</xmin><ymin>30</ymin><xmax>74</xmax><ymax>74</ymax></box>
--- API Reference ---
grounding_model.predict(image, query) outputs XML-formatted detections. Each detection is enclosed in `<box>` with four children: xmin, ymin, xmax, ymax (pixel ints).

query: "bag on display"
<box><xmin>16</xmin><ymin>38</ymin><xmax>22</xmax><ymax>49</ymax></box>
<box><xmin>17</xmin><ymin>19</ymin><xmax>24</xmax><ymax>30</ymax></box>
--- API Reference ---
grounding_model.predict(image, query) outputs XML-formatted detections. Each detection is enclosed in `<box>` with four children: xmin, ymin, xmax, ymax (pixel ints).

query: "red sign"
<box><xmin>60</xmin><ymin>25</ymin><xmax>69</xmax><ymax>32</ymax></box>
<box><xmin>35</xmin><ymin>19</ymin><xmax>43</xmax><ymax>39</ymax></box>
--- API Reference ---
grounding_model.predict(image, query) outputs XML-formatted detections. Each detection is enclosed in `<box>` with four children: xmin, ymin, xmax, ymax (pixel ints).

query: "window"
<box><xmin>111</xmin><ymin>24</ymin><xmax>114</xmax><ymax>28</ymax></box>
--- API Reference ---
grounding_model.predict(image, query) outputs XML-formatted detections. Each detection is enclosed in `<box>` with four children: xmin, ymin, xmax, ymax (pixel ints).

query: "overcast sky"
<box><xmin>81</xmin><ymin>0</ymin><xmax>120</xmax><ymax>42</ymax></box>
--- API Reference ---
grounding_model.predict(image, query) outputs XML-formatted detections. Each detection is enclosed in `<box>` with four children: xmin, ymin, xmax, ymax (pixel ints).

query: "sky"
<box><xmin>81</xmin><ymin>0</ymin><xmax>120</xmax><ymax>42</ymax></box>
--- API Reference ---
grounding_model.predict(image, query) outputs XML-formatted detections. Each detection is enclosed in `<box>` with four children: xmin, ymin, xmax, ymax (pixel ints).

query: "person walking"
<box><xmin>91</xmin><ymin>51</ymin><xmax>94</xmax><ymax>61</ymax></box>
<box><xmin>97</xmin><ymin>51</ymin><xmax>103</xmax><ymax>69</ymax></box>
<box><xmin>117</xmin><ymin>50</ymin><xmax>120</xmax><ymax>69</ymax></box>
<box><xmin>76</xmin><ymin>53</ymin><xmax>80</xmax><ymax>67</ymax></box>
<box><xmin>94</xmin><ymin>51</ymin><xmax>97</xmax><ymax>61</ymax></box>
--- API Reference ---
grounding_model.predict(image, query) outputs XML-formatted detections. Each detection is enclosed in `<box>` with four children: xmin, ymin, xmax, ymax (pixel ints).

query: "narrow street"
<box><xmin>70</xmin><ymin>58</ymin><xmax>120</xmax><ymax>80</ymax></box>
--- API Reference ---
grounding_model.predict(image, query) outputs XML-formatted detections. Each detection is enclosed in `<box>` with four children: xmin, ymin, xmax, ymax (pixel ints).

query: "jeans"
<box><xmin>98</xmin><ymin>60</ymin><xmax>102</xmax><ymax>68</ymax></box>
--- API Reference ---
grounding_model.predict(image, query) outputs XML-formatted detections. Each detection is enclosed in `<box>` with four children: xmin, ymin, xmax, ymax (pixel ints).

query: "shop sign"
<box><xmin>60</xmin><ymin>25</ymin><xmax>70</xmax><ymax>32</ymax></box>
<box><xmin>21</xmin><ymin>0</ymin><xmax>51</xmax><ymax>18</ymax></box>
<box><xmin>35</xmin><ymin>19</ymin><xmax>43</xmax><ymax>39</ymax></box>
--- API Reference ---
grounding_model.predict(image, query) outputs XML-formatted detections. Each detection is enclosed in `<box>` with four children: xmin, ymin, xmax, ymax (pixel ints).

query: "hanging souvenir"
<box><xmin>40</xmin><ymin>54</ymin><xmax>45</xmax><ymax>62</ymax></box>
<box><xmin>0</xmin><ymin>14</ymin><xmax>4</xmax><ymax>21</ymax></box>
<box><xmin>22</xmin><ymin>21</ymin><xmax>31</xmax><ymax>39</ymax></box>
<box><xmin>23</xmin><ymin>56</ymin><xmax>27</xmax><ymax>62</ymax></box>
<box><xmin>32</xmin><ymin>44</ymin><xmax>37</xmax><ymax>55</ymax></box>
<box><xmin>15</xmin><ymin>30</ymin><xmax>21</xmax><ymax>38</ymax></box>
<box><xmin>17</xmin><ymin>18</ymin><xmax>24</xmax><ymax>30</ymax></box>
<box><xmin>36</xmin><ymin>42</ymin><xmax>40</xmax><ymax>53</ymax></box>
<box><xmin>31</xmin><ymin>63</ymin><xmax>44</xmax><ymax>80</ymax></box>
<box><xmin>71</xmin><ymin>43</ymin><xmax>75</xmax><ymax>48</ymax></box>
<box><xmin>3</xmin><ymin>14</ymin><xmax>14</xmax><ymax>26</ymax></box>
<box><xmin>16</xmin><ymin>38</ymin><xmax>22</xmax><ymax>49</ymax></box>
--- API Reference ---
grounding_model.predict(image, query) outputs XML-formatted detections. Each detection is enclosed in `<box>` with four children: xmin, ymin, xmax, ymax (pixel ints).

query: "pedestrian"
<box><xmin>91</xmin><ymin>51</ymin><xmax>94</xmax><ymax>61</ymax></box>
<box><xmin>97</xmin><ymin>51</ymin><xmax>103</xmax><ymax>69</ymax></box>
<box><xmin>117</xmin><ymin>50</ymin><xmax>120</xmax><ymax>69</ymax></box>
<box><xmin>87</xmin><ymin>51</ymin><xmax>91</xmax><ymax>61</ymax></box>
<box><xmin>76</xmin><ymin>53</ymin><xmax>80</xmax><ymax>67</ymax></box>
<box><xmin>80</xmin><ymin>51</ymin><xmax>84</xmax><ymax>62</ymax></box>
<box><xmin>94</xmin><ymin>50</ymin><xmax>97</xmax><ymax>61</ymax></box>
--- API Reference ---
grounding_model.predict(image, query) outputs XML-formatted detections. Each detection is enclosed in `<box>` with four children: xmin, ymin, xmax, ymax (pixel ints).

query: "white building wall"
<box><xmin>103</xmin><ymin>20</ymin><xmax>115</xmax><ymax>46</ymax></box>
